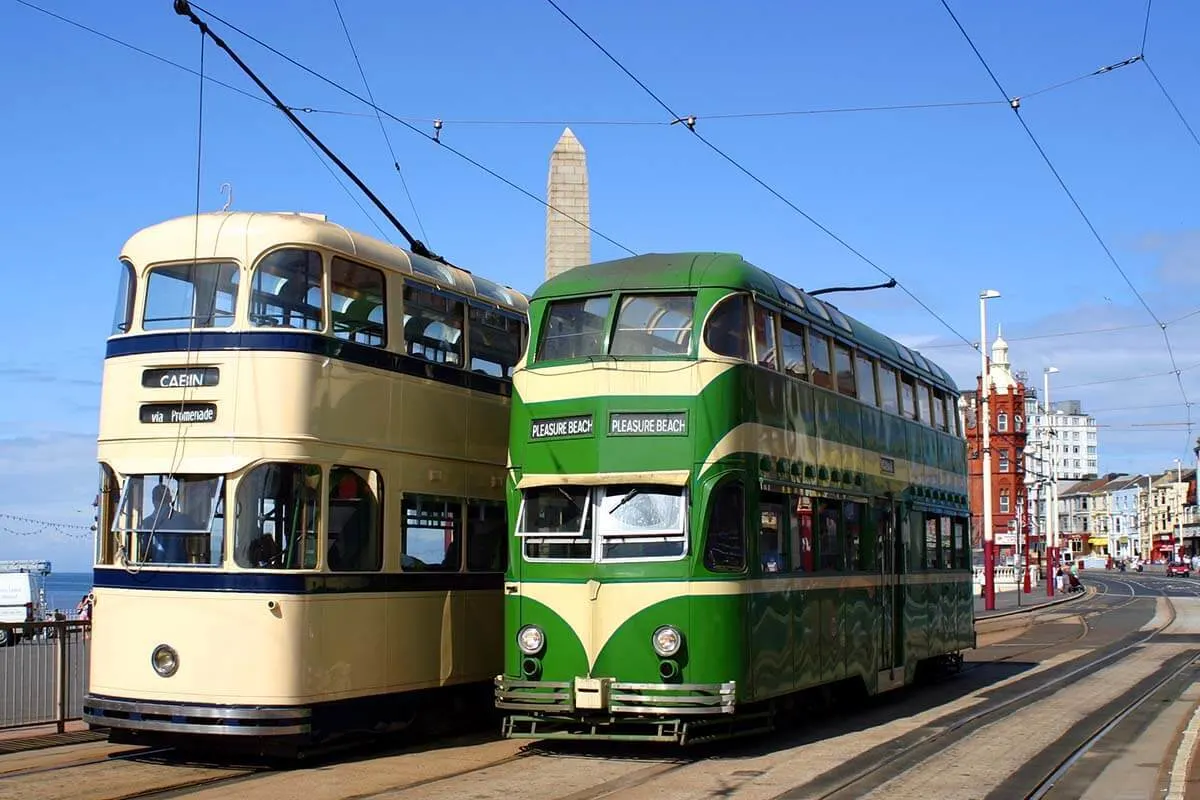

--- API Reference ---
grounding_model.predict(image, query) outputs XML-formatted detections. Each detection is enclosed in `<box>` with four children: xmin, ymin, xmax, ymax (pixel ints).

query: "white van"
<box><xmin>0</xmin><ymin>568</ymin><xmax>44</xmax><ymax>646</ymax></box>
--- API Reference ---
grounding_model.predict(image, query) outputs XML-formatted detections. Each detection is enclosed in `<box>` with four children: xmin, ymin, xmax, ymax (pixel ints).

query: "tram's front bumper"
<box><xmin>494</xmin><ymin>676</ymin><xmax>737</xmax><ymax>742</ymax></box>
<box><xmin>83</xmin><ymin>694</ymin><xmax>311</xmax><ymax>737</ymax></box>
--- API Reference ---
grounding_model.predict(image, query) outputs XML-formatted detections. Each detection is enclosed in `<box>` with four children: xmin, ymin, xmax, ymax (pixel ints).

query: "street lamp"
<box><xmin>980</xmin><ymin>289</ymin><xmax>1001</xmax><ymax>611</ymax></box>
<box><xmin>1044</xmin><ymin>365</ymin><xmax>1059</xmax><ymax>596</ymax></box>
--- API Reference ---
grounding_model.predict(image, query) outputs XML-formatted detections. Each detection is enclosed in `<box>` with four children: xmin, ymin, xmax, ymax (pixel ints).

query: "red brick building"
<box><xmin>964</xmin><ymin>331</ymin><xmax>1029</xmax><ymax>559</ymax></box>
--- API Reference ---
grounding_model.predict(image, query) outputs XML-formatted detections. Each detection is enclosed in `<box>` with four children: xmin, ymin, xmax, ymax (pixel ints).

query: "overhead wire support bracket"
<box><xmin>172</xmin><ymin>0</ymin><xmax>446</xmax><ymax>264</ymax></box>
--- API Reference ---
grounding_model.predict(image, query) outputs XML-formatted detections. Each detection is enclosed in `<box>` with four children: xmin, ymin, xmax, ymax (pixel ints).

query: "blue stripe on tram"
<box><xmin>92</xmin><ymin>568</ymin><xmax>503</xmax><ymax>593</ymax></box>
<box><xmin>105</xmin><ymin>331</ymin><xmax>512</xmax><ymax>397</ymax></box>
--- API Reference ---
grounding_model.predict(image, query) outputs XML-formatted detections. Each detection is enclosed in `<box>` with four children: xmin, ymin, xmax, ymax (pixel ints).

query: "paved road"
<box><xmin>0</xmin><ymin>634</ymin><xmax>89</xmax><ymax>729</ymax></box>
<box><xmin>1085</xmin><ymin>570</ymin><xmax>1200</xmax><ymax>598</ymax></box>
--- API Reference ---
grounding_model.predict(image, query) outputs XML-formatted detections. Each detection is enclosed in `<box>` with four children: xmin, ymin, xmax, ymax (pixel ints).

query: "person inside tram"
<box><xmin>140</xmin><ymin>484</ymin><xmax>196</xmax><ymax>563</ymax></box>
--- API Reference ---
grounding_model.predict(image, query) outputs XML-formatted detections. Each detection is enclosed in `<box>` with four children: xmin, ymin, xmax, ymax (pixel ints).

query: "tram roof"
<box><xmin>121</xmin><ymin>211</ymin><xmax>529</xmax><ymax>313</ymax></box>
<box><xmin>534</xmin><ymin>252</ymin><xmax>957</xmax><ymax>390</ymax></box>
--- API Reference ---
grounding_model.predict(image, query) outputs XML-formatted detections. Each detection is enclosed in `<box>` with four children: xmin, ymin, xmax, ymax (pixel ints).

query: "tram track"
<box><xmin>764</xmin><ymin>593</ymin><xmax>1182</xmax><ymax>800</ymax></box>
<box><xmin>1022</xmin><ymin>650</ymin><xmax>1200</xmax><ymax>799</ymax></box>
<box><xmin>962</xmin><ymin>584</ymin><xmax>1144</xmax><ymax>673</ymax></box>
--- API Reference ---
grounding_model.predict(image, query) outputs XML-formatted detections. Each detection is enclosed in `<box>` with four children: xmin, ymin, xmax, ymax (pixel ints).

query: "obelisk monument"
<box><xmin>545</xmin><ymin>128</ymin><xmax>591</xmax><ymax>279</ymax></box>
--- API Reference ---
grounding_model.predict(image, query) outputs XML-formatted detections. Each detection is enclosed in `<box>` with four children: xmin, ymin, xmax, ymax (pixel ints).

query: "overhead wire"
<box><xmin>938</xmin><ymin>0</ymin><xmax>1193</xmax><ymax>444</ymax></box>
<box><xmin>1056</xmin><ymin>359</ymin><xmax>1200</xmax><ymax>391</ymax></box>
<box><xmin>540</xmin><ymin>0</ymin><xmax>975</xmax><ymax>351</ymax></box>
<box><xmin>15</xmin><ymin>1</ymin><xmax>1141</xmax><ymax>130</ymax></box>
<box><xmin>1140</xmin><ymin>60</ymin><xmax>1200</xmax><ymax>155</ymax></box>
<box><xmin>185</xmin><ymin>2</ymin><xmax>637</xmax><ymax>257</ymax></box>
<box><xmin>920</xmin><ymin>320</ymin><xmax>1156</xmax><ymax>349</ymax></box>
<box><xmin>329</xmin><ymin>0</ymin><xmax>430</xmax><ymax>245</ymax></box>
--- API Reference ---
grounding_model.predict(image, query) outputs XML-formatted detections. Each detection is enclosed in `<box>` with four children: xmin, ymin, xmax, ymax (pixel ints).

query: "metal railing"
<box><xmin>0</xmin><ymin>620</ymin><xmax>91</xmax><ymax>732</ymax></box>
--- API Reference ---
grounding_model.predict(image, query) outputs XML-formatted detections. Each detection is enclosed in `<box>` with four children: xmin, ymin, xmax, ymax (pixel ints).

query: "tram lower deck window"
<box><xmin>518</xmin><ymin>487</ymin><xmax>592</xmax><ymax>560</ymax></box>
<box><xmin>111</xmin><ymin>474</ymin><xmax>225</xmax><ymax>567</ymax></box>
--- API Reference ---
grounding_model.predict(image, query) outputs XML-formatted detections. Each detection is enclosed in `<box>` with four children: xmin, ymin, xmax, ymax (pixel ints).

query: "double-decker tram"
<box><xmin>495</xmin><ymin>253</ymin><xmax>972</xmax><ymax>743</ymax></box>
<box><xmin>85</xmin><ymin>211</ymin><xmax>526</xmax><ymax>751</ymax></box>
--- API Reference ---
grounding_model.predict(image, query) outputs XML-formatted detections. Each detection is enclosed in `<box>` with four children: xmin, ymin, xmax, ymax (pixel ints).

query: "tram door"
<box><xmin>877</xmin><ymin>500</ymin><xmax>904</xmax><ymax>684</ymax></box>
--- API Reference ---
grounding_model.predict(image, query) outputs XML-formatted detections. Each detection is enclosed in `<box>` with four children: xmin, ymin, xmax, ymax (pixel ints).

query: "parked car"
<box><xmin>1166</xmin><ymin>562</ymin><xmax>1192</xmax><ymax>578</ymax></box>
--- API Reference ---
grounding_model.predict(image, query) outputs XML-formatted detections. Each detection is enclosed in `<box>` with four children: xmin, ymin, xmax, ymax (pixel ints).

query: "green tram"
<box><xmin>494</xmin><ymin>253</ymin><xmax>972</xmax><ymax>743</ymax></box>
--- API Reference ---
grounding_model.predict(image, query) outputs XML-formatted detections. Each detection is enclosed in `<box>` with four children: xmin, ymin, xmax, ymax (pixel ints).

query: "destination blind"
<box><xmin>529</xmin><ymin>415</ymin><xmax>594</xmax><ymax>440</ymax></box>
<box><xmin>608</xmin><ymin>411</ymin><xmax>688</xmax><ymax>436</ymax></box>
<box><xmin>139</xmin><ymin>403</ymin><xmax>218</xmax><ymax>424</ymax></box>
<box><xmin>141</xmin><ymin>367</ymin><xmax>220</xmax><ymax>388</ymax></box>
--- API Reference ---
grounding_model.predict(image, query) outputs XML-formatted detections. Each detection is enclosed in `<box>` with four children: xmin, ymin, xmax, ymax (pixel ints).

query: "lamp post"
<box><xmin>1044</xmin><ymin>366</ymin><xmax>1059</xmax><ymax>596</ymax></box>
<box><xmin>980</xmin><ymin>289</ymin><xmax>1001</xmax><ymax>611</ymax></box>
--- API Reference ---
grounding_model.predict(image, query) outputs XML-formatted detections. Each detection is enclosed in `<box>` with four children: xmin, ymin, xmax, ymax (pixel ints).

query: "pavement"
<box><xmin>974</xmin><ymin>581</ymin><xmax>1087</xmax><ymax>618</ymax></box>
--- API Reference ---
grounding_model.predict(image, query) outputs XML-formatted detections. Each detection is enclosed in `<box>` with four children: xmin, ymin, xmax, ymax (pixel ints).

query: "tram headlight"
<box><xmin>151</xmin><ymin>644</ymin><xmax>179</xmax><ymax>677</ymax></box>
<box><xmin>517</xmin><ymin>624</ymin><xmax>545</xmax><ymax>655</ymax></box>
<box><xmin>652</xmin><ymin>625</ymin><xmax>683</xmax><ymax>658</ymax></box>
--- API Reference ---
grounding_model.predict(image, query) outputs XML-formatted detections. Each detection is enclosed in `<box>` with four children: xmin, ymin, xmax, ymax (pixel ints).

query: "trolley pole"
<box><xmin>980</xmin><ymin>290</ymin><xmax>1000</xmax><ymax>611</ymax></box>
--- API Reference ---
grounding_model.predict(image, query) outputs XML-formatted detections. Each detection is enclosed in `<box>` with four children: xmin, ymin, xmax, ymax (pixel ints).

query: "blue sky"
<box><xmin>3</xmin><ymin>0</ymin><xmax>1199</xmax><ymax>570</ymax></box>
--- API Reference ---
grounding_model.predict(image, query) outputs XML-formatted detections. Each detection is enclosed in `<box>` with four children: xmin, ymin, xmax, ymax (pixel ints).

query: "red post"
<box><xmin>983</xmin><ymin>536</ymin><xmax>995</xmax><ymax>611</ymax></box>
<box><xmin>1046</xmin><ymin>545</ymin><xmax>1056</xmax><ymax>597</ymax></box>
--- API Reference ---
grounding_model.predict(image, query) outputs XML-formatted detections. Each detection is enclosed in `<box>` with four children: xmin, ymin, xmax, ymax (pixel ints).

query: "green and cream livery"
<box><xmin>495</xmin><ymin>253</ymin><xmax>973</xmax><ymax>743</ymax></box>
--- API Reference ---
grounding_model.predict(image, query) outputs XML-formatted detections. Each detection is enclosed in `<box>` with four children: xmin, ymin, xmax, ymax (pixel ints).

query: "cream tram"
<box><xmin>85</xmin><ymin>212</ymin><xmax>527</xmax><ymax>750</ymax></box>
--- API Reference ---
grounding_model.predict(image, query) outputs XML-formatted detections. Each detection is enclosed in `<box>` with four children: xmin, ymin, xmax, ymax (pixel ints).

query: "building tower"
<box><xmin>545</xmin><ymin>127</ymin><xmax>591</xmax><ymax>280</ymax></box>
<box><xmin>966</xmin><ymin>327</ymin><xmax>1029</xmax><ymax>560</ymax></box>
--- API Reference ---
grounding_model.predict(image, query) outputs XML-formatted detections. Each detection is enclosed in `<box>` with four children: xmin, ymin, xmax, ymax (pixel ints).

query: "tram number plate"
<box><xmin>139</xmin><ymin>403</ymin><xmax>217</xmax><ymax>424</ymax></box>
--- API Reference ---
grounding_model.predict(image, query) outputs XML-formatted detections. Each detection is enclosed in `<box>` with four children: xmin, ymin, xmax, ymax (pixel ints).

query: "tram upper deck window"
<box><xmin>518</xmin><ymin>486</ymin><xmax>592</xmax><ymax>560</ymax></box>
<box><xmin>331</xmin><ymin>257</ymin><xmax>386</xmax><ymax>347</ymax></box>
<box><xmin>469</xmin><ymin>306</ymin><xmax>522</xmax><ymax>377</ymax></box>
<box><xmin>112</xmin><ymin>261</ymin><xmax>135</xmax><ymax>334</ymax></box>
<box><xmin>753</xmin><ymin>305</ymin><xmax>778</xmax><ymax>369</ymax></box>
<box><xmin>143</xmin><ymin>262</ymin><xmax>238</xmax><ymax>331</ymax></box>
<box><xmin>855</xmin><ymin>355</ymin><xmax>878</xmax><ymax>407</ymax></box>
<box><xmin>610</xmin><ymin>294</ymin><xmax>695</xmax><ymax>357</ymax></box>
<box><xmin>809</xmin><ymin>331</ymin><xmax>833</xmax><ymax>389</ymax></box>
<box><xmin>876</xmin><ymin>365</ymin><xmax>898</xmax><ymax>414</ymax></box>
<box><xmin>111</xmin><ymin>474</ymin><xmax>225</xmax><ymax>567</ymax></box>
<box><xmin>781</xmin><ymin>317</ymin><xmax>807</xmax><ymax>379</ymax></box>
<box><xmin>405</xmin><ymin>282</ymin><xmax>464</xmax><ymax>365</ymax></box>
<box><xmin>833</xmin><ymin>344</ymin><xmax>856</xmax><ymax>396</ymax></box>
<box><xmin>537</xmin><ymin>296</ymin><xmax>612</xmax><ymax>362</ymax></box>
<box><xmin>597</xmin><ymin>485</ymin><xmax>686</xmax><ymax>560</ymax></box>
<box><xmin>933</xmin><ymin>389</ymin><xmax>947</xmax><ymax>431</ymax></box>
<box><xmin>470</xmin><ymin>274</ymin><xmax>519</xmax><ymax>309</ymax></box>
<box><xmin>899</xmin><ymin>374</ymin><xmax>917</xmax><ymax>420</ymax></box>
<box><xmin>917</xmin><ymin>382</ymin><xmax>932</xmax><ymax>425</ymax></box>
<box><xmin>703</xmin><ymin>294</ymin><xmax>750</xmax><ymax>360</ymax></box>
<box><xmin>250</xmin><ymin>249</ymin><xmax>323</xmax><ymax>331</ymax></box>
<box><xmin>234</xmin><ymin>463</ymin><xmax>320</xmax><ymax>570</ymax></box>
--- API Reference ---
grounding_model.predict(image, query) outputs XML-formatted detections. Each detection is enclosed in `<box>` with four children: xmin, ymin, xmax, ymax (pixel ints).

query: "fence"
<box><xmin>972</xmin><ymin>565</ymin><xmax>1040</xmax><ymax>590</ymax></box>
<box><xmin>0</xmin><ymin>620</ymin><xmax>90</xmax><ymax>732</ymax></box>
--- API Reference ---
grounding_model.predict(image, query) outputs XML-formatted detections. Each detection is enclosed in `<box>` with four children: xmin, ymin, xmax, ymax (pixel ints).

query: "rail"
<box><xmin>0</xmin><ymin>620</ymin><xmax>91</xmax><ymax>732</ymax></box>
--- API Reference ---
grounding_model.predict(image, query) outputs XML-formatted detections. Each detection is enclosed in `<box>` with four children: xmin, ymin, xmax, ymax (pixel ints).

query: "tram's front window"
<box><xmin>110</xmin><ymin>475</ymin><xmax>225</xmax><ymax>567</ymax></box>
<box><xmin>536</xmin><ymin>296</ymin><xmax>611</xmax><ymax>362</ymax></box>
<box><xmin>609</xmin><ymin>294</ymin><xmax>695</xmax><ymax>356</ymax></box>
<box><xmin>143</xmin><ymin>262</ymin><xmax>238</xmax><ymax>330</ymax></box>
<box><xmin>597</xmin><ymin>485</ymin><xmax>686</xmax><ymax>560</ymax></box>
<box><xmin>519</xmin><ymin>487</ymin><xmax>592</xmax><ymax>560</ymax></box>
<box><xmin>234</xmin><ymin>463</ymin><xmax>320</xmax><ymax>570</ymax></box>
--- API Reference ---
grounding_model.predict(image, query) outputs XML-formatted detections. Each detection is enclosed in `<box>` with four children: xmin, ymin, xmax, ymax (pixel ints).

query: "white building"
<box><xmin>1023</xmin><ymin>396</ymin><xmax>1099</xmax><ymax>481</ymax></box>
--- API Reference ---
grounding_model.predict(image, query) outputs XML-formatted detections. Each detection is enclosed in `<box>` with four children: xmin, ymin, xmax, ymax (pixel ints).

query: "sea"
<box><xmin>42</xmin><ymin>571</ymin><xmax>93</xmax><ymax>617</ymax></box>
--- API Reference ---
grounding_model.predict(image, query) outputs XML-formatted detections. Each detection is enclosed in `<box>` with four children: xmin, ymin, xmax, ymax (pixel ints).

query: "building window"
<box><xmin>1000</xmin><ymin>489</ymin><xmax>1010</xmax><ymax>514</ymax></box>
<box><xmin>998</xmin><ymin>450</ymin><xmax>1010</xmax><ymax>472</ymax></box>
<box><xmin>997</xmin><ymin>412</ymin><xmax>1008</xmax><ymax>432</ymax></box>
<box><xmin>1015</xmin><ymin>415</ymin><xmax>1023</xmax><ymax>431</ymax></box>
